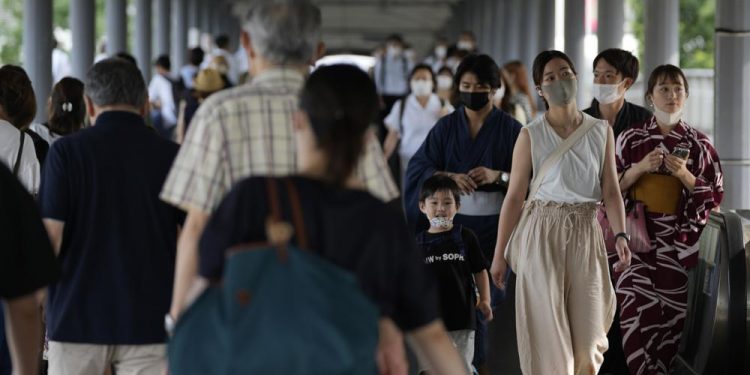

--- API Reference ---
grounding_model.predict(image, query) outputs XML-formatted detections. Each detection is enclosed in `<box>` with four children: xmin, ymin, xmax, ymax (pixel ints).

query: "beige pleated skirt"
<box><xmin>505</xmin><ymin>201</ymin><xmax>616</xmax><ymax>375</ymax></box>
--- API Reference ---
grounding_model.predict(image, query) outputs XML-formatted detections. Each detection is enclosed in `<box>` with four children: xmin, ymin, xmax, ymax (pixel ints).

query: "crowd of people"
<box><xmin>0</xmin><ymin>1</ymin><xmax>724</xmax><ymax>375</ymax></box>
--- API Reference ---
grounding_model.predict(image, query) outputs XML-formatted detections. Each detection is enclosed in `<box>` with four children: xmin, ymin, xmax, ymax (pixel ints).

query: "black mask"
<box><xmin>459</xmin><ymin>91</ymin><xmax>490</xmax><ymax>111</ymax></box>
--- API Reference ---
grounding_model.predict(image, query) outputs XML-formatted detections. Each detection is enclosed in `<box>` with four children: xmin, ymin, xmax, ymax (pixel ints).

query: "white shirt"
<box><xmin>180</xmin><ymin>65</ymin><xmax>199</xmax><ymax>89</ymax></box>
<box><xmin>527</xmin><ymin>113</ymin><xmax>608</xmax><ymax>203</ymax></box>
<box><xmin>148</xmin><ymin>73</ymin><xmax>177</xmax><ymax>127</ymax></box>
<box><xmin>52</xmin><ymin>48</ymin><xmax>71</xmax><ymax>83</ymax></box>
<box><xmin>373</xmin><ymin>54</ymin><xmax>412</xmax><ymax>96</ymax></box>
<box><xmin>29</xmin><ymin>123</ymin><xmax>63</xmax><ymax>145</ymax></box>
<box><xmin>384</xmin><ymin>94</ymin><xmax>452</xmax><ymax>161</ymax></box>
<box><xmin>0</xmin><ymin>120</ymin><xmax>40</xmax><ymax>193</ymax></box>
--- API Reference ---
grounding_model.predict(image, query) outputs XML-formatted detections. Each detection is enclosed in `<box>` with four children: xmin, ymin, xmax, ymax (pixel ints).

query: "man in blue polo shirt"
<box><xmin>39</xmin><ymin>58</ymin><xmax>184</xmax><ymax>375</ymax></box>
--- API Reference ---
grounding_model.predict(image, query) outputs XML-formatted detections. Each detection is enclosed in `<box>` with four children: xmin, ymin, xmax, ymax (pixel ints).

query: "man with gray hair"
<box><xmin>39</xmin><ymin>58</ymin><xmax>184</xmax><ymax>375</ymax></box>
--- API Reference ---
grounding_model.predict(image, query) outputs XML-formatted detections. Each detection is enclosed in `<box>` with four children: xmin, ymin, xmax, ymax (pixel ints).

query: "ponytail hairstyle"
<box><xmin>298</xmin><ymin>64</ymin><xmax>378</xmax><ymax>186</ymax></box>
<box><xmin>47</xmin><ymin>77</ymin><xmax>85</xmax><ymax>135</ymax></box>
<box><xmin>0</xmin><ymin>65</ymin><xmax>37</xmax><ymax>129</ymax></box>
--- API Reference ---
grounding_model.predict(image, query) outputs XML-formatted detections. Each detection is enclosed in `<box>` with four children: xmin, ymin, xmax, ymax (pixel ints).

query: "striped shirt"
<box><xmin>161</xmin><ymin>68</ymin><xmax>398</xmax><ymax>213</ymax></box>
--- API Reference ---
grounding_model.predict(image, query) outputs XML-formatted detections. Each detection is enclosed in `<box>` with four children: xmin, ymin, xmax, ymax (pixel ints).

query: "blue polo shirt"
<box><xmin>39</xmin><ymin>111</ymin><xmax>184</xmax><ymax>344</ymax></box>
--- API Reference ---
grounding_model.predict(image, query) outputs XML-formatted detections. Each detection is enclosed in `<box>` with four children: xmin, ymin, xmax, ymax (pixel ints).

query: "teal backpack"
<box><xmin>168</xmin><ymin>178</ymin><xmax>380</xmax><ymax>374</ymax></box>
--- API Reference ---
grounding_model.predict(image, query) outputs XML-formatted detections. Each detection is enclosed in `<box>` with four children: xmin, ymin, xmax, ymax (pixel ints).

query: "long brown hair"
<box><xmin>0</xmin><ymin>65</ymin><xmax>36</xmax><ymax>129</ymax></box>
<box><xmin>47</xmin><ymin>77</ymin><xmax>85</xmax><ymax>135</ymax></box>
<box><xmin>504</xmin><ymin>60</ymin><xmax>537</xmax><ymax>115</ymax></box>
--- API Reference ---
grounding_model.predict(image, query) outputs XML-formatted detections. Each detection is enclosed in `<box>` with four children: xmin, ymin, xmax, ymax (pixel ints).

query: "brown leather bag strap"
<box><xmin>266</xmin><ymin>178</ymin><xmax>282</xmax><ymax>222</ymax></box>
<box><xmin>284</xmin><ymin>178</ymin><xmax>309</xmax><ymax>250</ymax></box>
<box><xmin>13</xmin><ymin>130</ymin><xmax>25</xmax><ymax>177</ymax></box>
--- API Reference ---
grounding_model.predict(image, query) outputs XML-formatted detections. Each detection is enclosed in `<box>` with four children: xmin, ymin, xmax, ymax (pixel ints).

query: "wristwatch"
<box><xmin>496</xmin><ymin>171</ymin><xmax>510</xmax><ymax>185</ymax></box>
<box><xmin>615</xmin><ymin>232</ymin><xmax>630</xmax><ymax>243</ymax></box>
<box><xmin>164</xmin><ymin>313</ymin><xmax>176</xmax><ymax>336</ymax></box>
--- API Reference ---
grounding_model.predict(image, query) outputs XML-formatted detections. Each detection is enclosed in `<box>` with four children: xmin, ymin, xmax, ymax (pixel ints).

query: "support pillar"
<box><xmin>538</xmin><ymin>0</ymin><xmax>556</xmax><ymax>52</ymax></box>
<box><xmin>106</xmin><ymin>0</ymin><xmax>127</xmax><ymax>54</ymax></box>
<box><xmin>155</xmin><ymin>0</ymin><xmax>170</xmax><ymax>56</ymax></box>
<box><xmin>598</xmin><ymin>0</ymin><xmax>624</xmax><ymax>50</ymax></box>
<box><xmin>644</xmin><ymin>0</ymin><xmax>679</xmax><ymax>85</ymax></box>
<box><xmin>564</xmin><ymin>0</ymin><xmax>586</xmax><ymax>103</ymax></box>
<box><xmin>188</xmin><ymin>0</ymin><xmax>200</xmax><ymax>47</ymax></box>
<box><xmin>135</xmin><ymin>0</ymin><xmax>152</xmax><ymax>80</ymax></box>
<box><xmin>481</xmin><ymin>0</ymin><xmax>495</xmax><ymax>60</ymax></box>
<box><xmin>70</xmin><ymin>0</ymin><xmax>95</xmax><ymax>80</ymax></box>
<box><xmin>171</xmin><ymin>0</ymin><xmax>188</xmax><ymax>71</ymax></box>
<box><xmin>715</xmin><ymin>0</ymin><xmax>750</xmax><ymax>208</ymax></box>
<box><xmin>519</xmin><ymin>0</ymin><xmax>539</xmax><ymax>69</ymax></box>
<box><xmin>23</xmin><ymin>0</ymin><xmax>53</xmax><ymax>123</ymax></box>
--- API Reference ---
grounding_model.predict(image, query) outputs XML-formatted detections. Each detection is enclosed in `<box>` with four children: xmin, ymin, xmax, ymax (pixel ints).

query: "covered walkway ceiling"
<box><xmin>229</xmin><ymin>0</ymin><xmax>464</xmax><ymax>53</ymax></box>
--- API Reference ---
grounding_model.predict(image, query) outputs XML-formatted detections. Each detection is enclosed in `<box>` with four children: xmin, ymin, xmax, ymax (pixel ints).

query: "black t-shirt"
<box><xmin>199</xmin><ymin>176</ymin><xmax>439</xmax><ymax>332</ymax></box>
<box><xmin>0</xmin><ymin>164</ymin><xmax>59</xmax><ymax>300</ymax></box>
<box><xmin>584</xmin><ymin>99</ymin><xmax>652</xmax><ymax>139</ymax></box>
<box><xmin>417</xmin><ymin>226</ymin><xmax>488</xmax><ymax>331</ymax></box>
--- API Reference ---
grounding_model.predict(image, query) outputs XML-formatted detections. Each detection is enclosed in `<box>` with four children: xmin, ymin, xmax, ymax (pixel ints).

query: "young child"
<box><xmin>416</xmin><ymin>175</ymin><xmax>493</xmax><ymax>373</ymax></box>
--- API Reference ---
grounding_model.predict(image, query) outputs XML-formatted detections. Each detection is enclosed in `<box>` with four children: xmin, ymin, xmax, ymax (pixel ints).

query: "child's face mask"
<box><xmin>429</xmin><ymin>216</ymin><xmax>454</xmax><ymax>229</ymax></box>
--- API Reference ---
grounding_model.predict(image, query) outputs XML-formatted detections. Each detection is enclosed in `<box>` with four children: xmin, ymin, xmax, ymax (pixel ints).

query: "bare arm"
<box><xmin>42</xmin><ymin>219</ymin><xmax>65</xmax><ymax>256</ymax></box>
<box><xmin>601</xmin><ymin>127</ymin><xmax>632</xmax><ymax>272</ymax></box>
<box><xmin>376</xmin><ymin>318</ymin><xmax>408</xmax><ymax>375</ymax></box>
<box><xmin>474</xmin><ymin>270</ymin><xmax>493</xmax><ymax>321</ymax></box>
<box><xmin>169</xmin><ymin>208</ymin><xmax>210</xmax><ymax>319</ymax></box>
<box><xmin>406</xmin><ymin>320</ymin><xmax>469</xmax><ymax>375</ymax></box>
<box><xmin>490</xmin><ymin>129</ymin><xmax>532</xmax><ymax>288</ymax></box>
<box><xmin>3</xmin><ymin>293</ymin><xmax>42</xmax><ymax>375</ymax></box>
<box><xmin>382</xmin><ymin>129</ymin><xmax>400</xmax><ymax>160</ymax></box>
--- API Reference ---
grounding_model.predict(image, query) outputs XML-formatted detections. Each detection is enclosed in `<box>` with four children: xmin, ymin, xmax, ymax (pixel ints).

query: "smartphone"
<box><xmin>672</xmin><ymin>147</ymin><xmax>689</xmax><ymax>159</ymax></box>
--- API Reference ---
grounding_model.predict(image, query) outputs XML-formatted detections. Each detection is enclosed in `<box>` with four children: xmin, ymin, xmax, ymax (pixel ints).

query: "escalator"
<box><xmin>673</xmin><ymin>210</ymin><xmax>749</xmax><ymax>374</ymax></box>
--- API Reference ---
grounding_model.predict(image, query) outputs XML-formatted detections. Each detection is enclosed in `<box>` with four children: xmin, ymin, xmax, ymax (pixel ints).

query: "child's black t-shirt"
<box><xmin>417</xmin><ymin>226</ymin><xmax>489</xmax><ymax>331</ymax></box>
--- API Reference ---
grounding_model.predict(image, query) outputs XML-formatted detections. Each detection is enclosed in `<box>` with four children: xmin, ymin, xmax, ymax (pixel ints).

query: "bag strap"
<box><xmin>528</xmin><ymin>116</ymin><xmax>596</xmax><ymax>199</ymax></box>
<box><xmin>284</xmin><ymin>178</ymin><xmax>309</xmax><ymax>250</ymax></box>
<box><xmin>13</xmin><ymin>130</ymin><xmax>25</xmax><ymax>177</ymax></box>
<box><xmin>264</xmin><ymin>177</ymin><xmax>309</xmax><ymax>252</ymax></box>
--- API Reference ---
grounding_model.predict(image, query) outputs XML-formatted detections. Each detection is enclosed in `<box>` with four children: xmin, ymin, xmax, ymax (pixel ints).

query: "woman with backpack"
<box><xmin>169</xmin><ymin>64</ymin><xmax>468</xmax><ymax>374</ymax></box>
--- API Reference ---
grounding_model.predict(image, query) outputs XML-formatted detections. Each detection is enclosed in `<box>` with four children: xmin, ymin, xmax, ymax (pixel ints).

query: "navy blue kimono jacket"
<box><xmin>404</xmin><ymin>107</ymin><xmax>522</xmax><ymax>258</ymax></box>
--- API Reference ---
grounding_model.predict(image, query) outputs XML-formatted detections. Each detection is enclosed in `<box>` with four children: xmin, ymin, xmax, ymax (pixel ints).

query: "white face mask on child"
<box><xmin>429</xmin><ymin>216</ymin><xmax>454</xmax><ymax>229</ymax></box>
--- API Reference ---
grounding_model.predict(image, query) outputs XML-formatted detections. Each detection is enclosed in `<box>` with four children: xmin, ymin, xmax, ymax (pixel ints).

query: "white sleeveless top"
<box><xmin>527</xmin><ymin>113</ymin><xmax>608</xmax><ymax>203</ymax></box>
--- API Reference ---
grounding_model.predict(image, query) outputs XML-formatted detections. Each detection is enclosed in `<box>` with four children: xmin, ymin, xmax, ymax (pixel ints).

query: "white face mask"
<box><xmin>387</xmin><ymin>45</ymin><xmax>402</xmax><ymax>57</ymax></box>
<box><xmin>435</xmin><ymin>46</ymin><xmax>447</xmax><ymax>59</ymax></box>
<box><xmin>493</xmin><ymin>85</ymin><xmax>506</xmax><ymax>102</ymax></box>
<box><xmin>429</xmin><ymin>216</ymin><xmax>454</xmax><ymax>229</ymax></box>
<box><xmin>436</xmin><ymin>75</ymin><xmax>453</xmax><ymax>90</ymax></box>
<box><xmin>653</xmin><ymin>106</ymin><xmax>683</xmax><ymax>126</ymax></box>
<box><xmin>592</xmin><ymin>81</ymin><xmax>625</xmax><ymax>105</ymax></box>
<box><xmin>411</xmin><ymin>79</ymin><xmax>433</xmax><ymax>97</ymax></box>
<box><xmin>457</xmin><ymin>40</ymin><xmax>474</xmax><ymax>51</ymax></box>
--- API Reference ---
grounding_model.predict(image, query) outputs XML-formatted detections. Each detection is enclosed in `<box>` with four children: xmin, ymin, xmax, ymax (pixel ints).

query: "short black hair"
<box><xmin>215</xmin><ymin>34</ymin><xmax>230</xmax><ymax>49</ymax></box>
<box><xmin>419</xmin><ymin>175</ymin><xmax>461</xmax><ymax>205</ymax></box>
<box><xmin>593</xmin><ymin>48</ymin><xmax>639</xmax><ymax>82</ymax></box>
<box><xmin>409</xmin><ymin>63</ymin><xmax>436</xmax><ymax>88</ymax></box>
<box><xmin>154</xmin><ymin>54</ymin><xmax>171</xmax><ymax>70</ymax></box>
<box><xmin>386</xmin><ymin>34</ymin><xmax>404</xmax><ymax>44</ymax></box>
<box><xmin>189</xmin><ymin>47</ymin><xmax>205</xmax><ymax>66</ymax></box>
<box><xmin>454</xmin><ymin>54</ymin><xmax>501</xmax><ymax>91</ymax></box>
<box><xmin>114</xmin><ymin>51</ymin><xmax>137</xmax><ymax>66</ymax></box>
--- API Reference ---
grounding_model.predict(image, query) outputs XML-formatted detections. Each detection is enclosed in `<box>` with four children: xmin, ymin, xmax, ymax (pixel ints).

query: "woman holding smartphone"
<box><xmin>614</xmin><ymin>64</ymin><xmax>724</xmax><ymax>374</ymax></box>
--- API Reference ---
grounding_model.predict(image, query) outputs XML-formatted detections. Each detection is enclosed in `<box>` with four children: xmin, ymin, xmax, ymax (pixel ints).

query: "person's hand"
<box><xmin>664</xmin><ymin>154</ymin><xmax>689</xmax><ymax>179</ymax></box>
<box><xmin>612</xmin><ymin>237</ymin><xmax>632</xmax><ymax>273</ymax></box>
<box><xmin>635</xmin><ymin>149</ymin><xmax>664</xmax><ymax>174</ymax></box>
<box><xmin>467</xmin><ymin>167</ymin><xmax>500</xmax><ymax>186</ymax></box>
<box><xmin>447</xmin><ymin>172</ymin><xmax>477</xmax><ymax>194</ymax></box>
<box><xmin>477</xmin><ymin>300</ymin><xmax>493</xmax><ymax>322</ymax></box>
<box><xmin>490</xmin><ymin>258</ymin><xmax>507</xmax><ymax>290</ymax></box>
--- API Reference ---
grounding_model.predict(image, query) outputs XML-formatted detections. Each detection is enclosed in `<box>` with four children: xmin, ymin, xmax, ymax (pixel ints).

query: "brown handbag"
<box><xmin>597</xmin><ymin>168</ymin><xmax>652</xmax><ymax>253</ymax></box>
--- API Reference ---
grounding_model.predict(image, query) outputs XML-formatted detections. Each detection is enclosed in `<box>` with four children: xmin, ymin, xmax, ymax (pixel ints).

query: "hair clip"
<box><xmin>62</xmin><ymin>102</ymin><xmax>73</xmax><ymax>112</ymax></box>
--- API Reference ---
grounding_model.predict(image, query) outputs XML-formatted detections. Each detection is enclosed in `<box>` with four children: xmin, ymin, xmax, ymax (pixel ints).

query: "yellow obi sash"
<box><xmin>631</xmin><ymin>173</ymin><xmax>684</xmax><ymax>215</ymax></box>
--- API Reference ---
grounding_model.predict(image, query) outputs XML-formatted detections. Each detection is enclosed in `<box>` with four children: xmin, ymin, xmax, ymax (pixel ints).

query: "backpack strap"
<box><xmin>13</xmin><ymin>130</ymin><xmax>25</xmax><ymax>177</ymax></box>
<box><xmin>398</xmin><ymin>97</ymin><xmax>407</xmax><ymax>135</ymax></box>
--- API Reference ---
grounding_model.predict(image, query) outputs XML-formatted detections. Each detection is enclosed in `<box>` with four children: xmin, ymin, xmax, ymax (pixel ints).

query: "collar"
<box><xmin>93</xmin><ymin>111</ymin><xmax>146</xmax><ymax>128</ymax></box>
<box><xmin>249</xmin><ymin>68</ymin><xmax>306</xmax><ymax>87</ymax></box>
<box><xmin>0</xmin><ymin>119</ymin><xmax>18</xmax><ymax>132</ymax></box>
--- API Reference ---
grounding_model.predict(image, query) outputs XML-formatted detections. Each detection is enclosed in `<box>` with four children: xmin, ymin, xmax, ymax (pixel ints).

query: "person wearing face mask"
<box><xmin>493</xmin><ymin>68</ymin><xmax>527</xmax><ymax>124</ymax></box>
<box><xmin>503</xmin><ymin>61</ymin><xmax>538</xmax><ymax>122</ymax></box>
<box><xmin>373</xmin><ymin>34</ymin><xmax>413</xmax><ymax>141</ymax></box>
<box><xmin>613</xmin><ymin>65</ymin><xmax>723</xmax><ymax>375</ymax></box>
<box><xmin>424</xmin><ymin>37</ymin><xmax>450</xmax><ymax>73</ymax></box>
<box><xmin>490</xmin><ymin>50</ymin><xmax>631</xmax><ymax>374</ymax></box>
<box><xmin>582</xmin><ymin>48</ymin><xmax>652</xmax><ymax>375</ymax></box>
<box><xmin>405</xmin><ymin>54</ymin><xmax>522</xmax><ymax>374</ymax></box>
<box><xmin>456</xmin><ymin>31</ymin><xmax>478</xmax><ymax>54</ymax></box>
<box><xmin>584</xmin><ymin>48</ymin><xmax>652</xmax><ymax>139</ymax></box>
<box><xmin>383</xmin><ymin>64</ymin><xmax>454</xmax><ymax>192</ymax></box>
<box><xmin>435</xmin><ymin>66</ymin><xmax>456</xmax><ymax>105</ymax></box>
<box><xmin>415</xmin><ymin>175</ymin><xmax>492</xmax><ymax>373</ymax></box>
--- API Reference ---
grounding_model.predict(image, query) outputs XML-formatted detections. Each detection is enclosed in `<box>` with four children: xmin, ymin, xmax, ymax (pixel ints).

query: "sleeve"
<box><xmin>39</xmin><ymin>141</ymin><xmax>69</xmax><ymax>221</ymax></box>
<box><xmin>615</xmin><ymin>129</ymin><xmax>633</xmax><ymax>174</ymax></box>
<box><xmin>353</xmin><ymin>129</ymin><xmax>400</xmax><ymax>202</ymax></box>
<box><xmin>383</xmin><ymin>211</ymin><xmax>439</xmax><ymax>331</ymax></box>
<box><xmin>0</xmin><ymin>166</ymin><xmax>59</xmax><ymax>300</ymax></box>
<box><xmin>383</xmin><ymin>100</ymin><xmax>402</xmax><ymax>131</ymax></box>
<box><xmin>198</xmin><ymin>179</ymin><xmax>265</xmax><ymax>279</ymax></box>
<box><xmin>503</xmin><ymin>117</ymin><xmax>523</xmax><ymax>172</ymax></box>
<box><xmin>463</xmin><ymin>228</ymin><xmax>489</xmax><ymax>273</ymax></box>
<box><xmin>674</xmin><ymin>134</ymin><xmax>724</xmax><ymax>267</ymax></box>
<box><xmin>160</xmin><ymin>100</ymin><xmax>229</xmax><ymax>213</ymax></box>
<box><xmin>403</xmin><ymin>120</ymin><xmax>447</xmax><ymax>232</ymax></box>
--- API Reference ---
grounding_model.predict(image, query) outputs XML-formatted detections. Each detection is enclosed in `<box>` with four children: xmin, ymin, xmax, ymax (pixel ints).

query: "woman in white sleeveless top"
<box><xmin>490</xmin><ymin>50</ymin><xmax>632</xmax><ymax>374</ymax></box>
